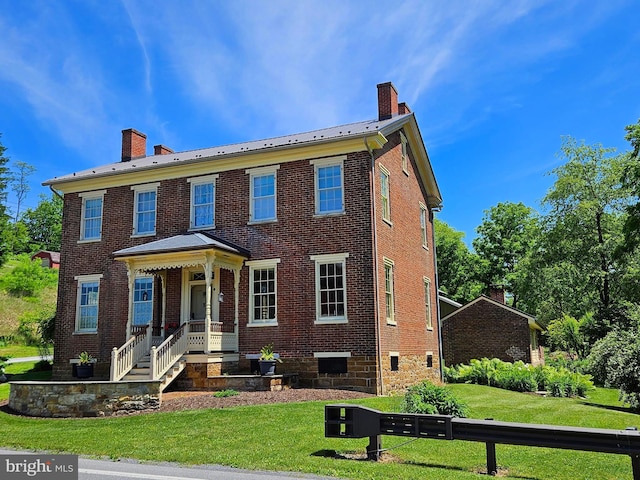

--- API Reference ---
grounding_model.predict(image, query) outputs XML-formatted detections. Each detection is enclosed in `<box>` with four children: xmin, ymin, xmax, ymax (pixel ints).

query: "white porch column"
<box><xmin>233</xmin><ymin>266</ymin><xmax>241</xmax><ymax>352</ymax></box>
<box><xmin>159</xmin><ymin>270</ymin><xmax>167</xmax><ymax>337</ymax></box>
<box><xmin>125</xmin><ymin>262</ymin><xmax>137</xmax><ymax>339</ymax></box>
<box><xmin>203</xmin><ymin>253</ymin><xmax>215</xmax><ymax>353</ymax></box>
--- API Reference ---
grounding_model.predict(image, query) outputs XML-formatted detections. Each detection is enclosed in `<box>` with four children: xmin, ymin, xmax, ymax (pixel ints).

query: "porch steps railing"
<box><xmin>110</xmin><ymin>325</ymin><xmax>151</xmax><ymax>381</ymax></box>
<box><xmin>150</xmin><ymin>323</ymin><xmax>188</xmax><ymax>383</ymax></box>
<box><xmin>121</xmin><ymin>353</ymin><xmax>187</xmax><ymax>392</ymax></box>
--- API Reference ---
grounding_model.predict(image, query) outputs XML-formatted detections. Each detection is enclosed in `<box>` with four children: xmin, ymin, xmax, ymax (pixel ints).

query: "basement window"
<box><xmin>318</xmin><ymin>357</ymin><xmax>348</xmax><ymax>375</ymax></box>
<box><xmin>426</xmin><ymin>353</ymin><xmax>433</xmax><ymax>368</ymax></box>
<box><xmin>390</xmin><ymin>354</ymin><xmax>399</xmax><ymax>372</ymax></box>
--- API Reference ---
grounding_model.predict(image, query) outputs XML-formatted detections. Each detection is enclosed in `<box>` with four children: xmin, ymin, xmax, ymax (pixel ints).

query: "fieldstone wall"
<box><xmin>9</xmin><ymin>381</ymin><xmax>161</xmax><ymax>418</ymax></box>
<box><xmin>171</xmin><ymin>363</ymin><xmax>297</xmax><ymax>391</ymax></box>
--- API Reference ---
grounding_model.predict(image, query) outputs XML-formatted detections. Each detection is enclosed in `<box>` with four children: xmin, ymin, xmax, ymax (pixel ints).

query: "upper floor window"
<box><xmin>424</xmin><ymin>277</ymin><xmax>433</xmax><ymax>330</ymax></box>
<box><xmin>133</xmin><ymin>277</ymin><xmax>154</xmax><ymax>326</ymax></box>
<box><xmin>384</xmin><ymin>258</ymin><xmax>395</xmax><ymax>325</ymax></box>
<box><xmin>400</xmin><ymin>131</ymin><xmax>409</xmax><ymax>174</ymax></box>
<box><xmin>311</xmin><ymin>156</ymin><xmax>345</xmax><ymax>215</ymax></box>
<box><xmin>420</xmin><ymin>203</ymin><xmax>428</xmax><ymax>248</ymax></box>
<box><xmin>246</xmin><ymin>258</ymin><xmax>280</xmax><ymax>326</ymax></box>
<box><xmin>132</xmin><ymin>183</ymin><xmax>159</xmax><ymax>236</ymax></box>
<box><xmin>188</xmin><ymin>174</ymin><xmax>218</xmax><ymax>230</ymax></box>
<box><xmin>75</xmin><ymin>274</ymin><xmax>103</xmax><ymax>332</ymax></box>
<box><xmin>247</xmin><ymin>165</ymin><xmax>279</xmax><ymax>223</ymax></box>
<box><xmin>79</xmin><ymin>190</ymin><xmax>106</xmax><ymax>242</ymax></box>
<box><xmin>310</xmin><ymin>253</ymin><xmax>349</xmax><ymax>323</ymax></box>
<box><xmin>380</xmin><ymin>165</ymin><xmax>391</xmax><ymax>223</ymax></box>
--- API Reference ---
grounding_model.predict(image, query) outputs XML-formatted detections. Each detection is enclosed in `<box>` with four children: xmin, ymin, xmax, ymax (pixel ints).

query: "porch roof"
<box><xmin>113</xmin><ymin>232</ymin><xmax>250</xmax><ymax>258</ymax></box>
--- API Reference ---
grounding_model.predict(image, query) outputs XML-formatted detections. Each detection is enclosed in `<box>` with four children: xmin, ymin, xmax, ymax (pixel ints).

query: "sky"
<box><xmin>1</xmin><ymin>0</ymin><xmax>639</xmax><ymax>245</ymax></box>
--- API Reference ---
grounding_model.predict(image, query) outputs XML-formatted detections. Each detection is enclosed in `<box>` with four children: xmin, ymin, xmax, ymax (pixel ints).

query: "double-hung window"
<box><xmin>188</xmin><ymin>174</ymin><xmax>217</xmax><ymax>229</ymax></box>
<box><xmin>424</xmin><ymin>277</ymin><xmax>433</xmax><ymax>330</ymax></box>
<box><xmin>380</xmin><ymin>165</ymin><xmax>391</xmax><ymax>223</ymax></box>
<box><xmin>246</xmin><ymin>165</ymin><xmax>279</xmax><ymax>223</ymax></box>
<box><xmin>133</xmin><ymin>277</ymin><xmax>154</xmax><ymax>326</ymax></box>
<box><xmin>132</xmin><ymin>183</ymin><xmax>158</xmax><ymax>236</ymax></box>
<box><xmin>311</xmin><ymin>253</ymin><xmax>349</xmax><ymax>323</ymax></box>
<box><xmin>79</xmin><ymin>191</ymin><xmax>105</xmax><ymax>241</ymax></box>
<box><xmin>75</xmin><ymin>274</ymin><xmax>103</xmax><ymax>332</ymax></box>
<box><xmin>384</xmin><ymin>258</ymin><xmax>395</xmax><ymax>325</ymax></box>
<box><xmin>246</xmin><ymin>259</ymin><xmax>280</xmax><ymax>325</ymax></box>
<box><xmin>311</xmin><ymin>156</ymin><xmax>345</xmax><ymax>215</ymax></box>
<box><xmin>420</xmin><ymin>203</ymin><xmax>428</xmax><ymax>248</ymax></box>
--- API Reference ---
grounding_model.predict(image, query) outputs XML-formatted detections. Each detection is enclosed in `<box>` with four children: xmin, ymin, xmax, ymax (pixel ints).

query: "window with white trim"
<box><xmin>133</xmin><ymin>277</ymin><xmax>154</xmax><ymax>326</ymax></box>
<box><xmin>188</xmin><ymin>175</ymin><xmax>217</xmax><ymax>229</ymax></box>
<box><xmin>311</xmin><ymin>253</ymin><xmax>348</xmax><ymax>323</ymax></box>
<box><xmin>400</xmin><ymin>131</ymin><xmax>408</xmax><ymax>174</ymax></box>
<box><xmin>420</xmin><ymin>203</ymin><xmax>428</xmax><ymax>248</ymax></box>
<box><xmin>384</xmin><ymin>258</ymin><xmax>395</xmax><ymax>324</ymax></box>
<box><xmin>247</xmin><ymin>165</ymin><xmax>279</xmax><ymax>223</ymax></box>
<box><xmin>79</xmin><ymin>191</ymin><xmax>105</xmax><ymax>241</ymax></box>
<box><xmin>311</xmin><ymin>157</ymin><xmax>344</xmax><ymax>215</ymax></box>
<box><xmin>75</xmin><ymin>274</ymin><xmax>103</xmax><ymax>332</ymax></box>
<box><xmin>424</xmin><ymin>277</ymin><xmax>433</xmax><ymax>330</ymax></box>
<box><xmin>132</xmin><ymin>183</ymin><xmax>158</xmax><ymax>236</ymax></box>
<box><xmin>380</xmin><ymin>165</ymin><xmax>391</xmax><ymax>223</ymax></box>
<box><xmin>247</xmin><ymin>259</ymin><xmax>280</xmax><ymax>325</ymax></box>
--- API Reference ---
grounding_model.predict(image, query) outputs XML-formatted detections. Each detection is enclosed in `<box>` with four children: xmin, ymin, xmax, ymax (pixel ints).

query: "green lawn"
<box><xmin>0</xmin><ymin>381</ymin><xmax>637</xmax><ymax>479</ymax></box>
<box><xmin>0</xmin><ymin>345</ymin><xmax>51</xmax><ymax>358</ymax></box>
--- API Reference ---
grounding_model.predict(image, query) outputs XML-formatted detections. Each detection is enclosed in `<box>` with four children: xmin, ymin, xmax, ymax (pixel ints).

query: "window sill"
<box><xmin>246</xmin><ymin>322</ymin><xmax>278</xmax><ymax>327</ymax></box>
<box><xmin>382</xmin><ymin>218</ymin><xmax>393</xmax><ymax>227</ymax></box>
<box><xmin>77</xmin><ymin>238</ymin><xmax>101</xmax><ymax>244</ymax></box>
<box><xmin>426</xmin><ymin>326</ymin><xmax>433</xmax><ymax>331</ymax></box>
<box><xmin>386</xmin><ymin>320</ymin><xmax>397</xmax><ymax>326</ymax></box>
<box><xmin>131</xmin><ymin>233</ymin><xmax>156</xmax><ymax>238</ymax></box>
<box><xmin>314</xmin><ymin>319</ymin><xmax>348</xmax><ymax>325</ymax></box>
<box><xmin>313</xmin><ymin>211</ymin><xmax>345</xmax><ymax>218</ymax></box>
<box><xmin>248</xmin><ymin>219</ymin><xmax>277</xmax><ymax>225</ymax></box>
<box><xmin>422</xmin><ymin>244</ymin><xmax>429</xmax><ymax>251</ymax></box>
<box><xmin>73</xmin><ymin>331</ymin><xmax>98</xmax><ymax>335</ymax></box>
<box><xmin>188</xmin><ymin>225</ymin><xmax>215</xmax><ymax>232</ymax></box>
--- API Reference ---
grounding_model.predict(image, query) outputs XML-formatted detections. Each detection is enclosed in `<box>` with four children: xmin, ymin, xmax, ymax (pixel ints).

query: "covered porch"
<box><xmin>109</xmin><ymin>232</ymin><xmax>249</xmax><ymax>384</ymax></box>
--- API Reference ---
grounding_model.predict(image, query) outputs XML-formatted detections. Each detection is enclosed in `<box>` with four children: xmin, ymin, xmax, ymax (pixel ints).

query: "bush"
<box><xmin>0</xmin><ymin>256</ymin><xmax>58</xmax><ymax>297</ymax></box>
<box><xmin>400</xmin><ymin>380</ymin><xmax>469</xmax><ymax>417</ymax></box>
<box><xmin>545</xmin><ymin>350</ymin><xmax>590</xmax><ymax>374</ymax></box>
<box><xmin>16</xmin><ymin>305</ymin><xmax>56</xmax><ymax>346</ymax></box>
<box><xmin>213</xmin><ymin>389</ymin><xmax>239</xmax><ymax>398</ymax></box>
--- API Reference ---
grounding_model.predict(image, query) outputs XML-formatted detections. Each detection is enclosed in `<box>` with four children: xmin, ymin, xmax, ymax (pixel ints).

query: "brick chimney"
<box><xmin>398</xmin><ymin>102</ymin><xmax>411</xmax><ymax>115</ymax></box>
<box><xmin>489</xmin><ymin>285</ymin><xmax>506</xmax><ymax>304</ymax></box>
<box><xmin>154</xmin><ymin>144</ymin><xmax>174</xmax><ymax>156</ymax></box>
<box><xmin>377</xmin><ymin>82</ymin><xmax>399</xmax><ymax>120</ymax></box>
<box><xmin>121</xmin><ymin>128</ymin><xmax>147</xmax><ymax>162</ymax></box>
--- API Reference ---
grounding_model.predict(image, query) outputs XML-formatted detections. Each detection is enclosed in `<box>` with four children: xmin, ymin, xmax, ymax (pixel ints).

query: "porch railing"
<box><xmin>187</xmin><ymin>321</ymin><xmax>237</xmax><ymax>352</ymax></box>
<box><xmin>150</xmin><ymin>323</ymin><xmax>188</xmax><ymax>380</ymax></box>
<box><xmin>110</xmin><ymin>325</ymin><xmax>151</xmax><ymax>381</ymax></box>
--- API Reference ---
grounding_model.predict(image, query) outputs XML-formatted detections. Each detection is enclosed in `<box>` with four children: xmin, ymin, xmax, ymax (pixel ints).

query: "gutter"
<box><xmin>49</xmin><ymin>185</ymin><xmax>64</xmax><ymax>201</ymax></box>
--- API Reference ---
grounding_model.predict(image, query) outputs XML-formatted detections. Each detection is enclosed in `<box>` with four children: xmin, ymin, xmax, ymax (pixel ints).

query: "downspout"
<box><xmin>431</xmin><ymin>207</ymin><xmax>445</xmax><ymax>382</ymax></box>
<box><xmin>365</xmin><ymin>138</ymin><xmax>384</xmax><ymax>395</ymax></box>
<box><xmin>49</xmin><ymin>185</ymin><xmax>64</xmax><ymax>201</ymax></box>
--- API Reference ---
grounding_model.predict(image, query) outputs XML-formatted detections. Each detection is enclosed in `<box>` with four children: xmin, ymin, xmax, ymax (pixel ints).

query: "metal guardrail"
<box><xmin>325</xmin><ymin>404</ymin><xmax>640</xmax><ymax>478</ymax></box>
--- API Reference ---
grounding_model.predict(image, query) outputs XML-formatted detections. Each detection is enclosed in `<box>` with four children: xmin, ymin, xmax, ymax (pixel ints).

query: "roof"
<box><xmin>113</xmin><ymin>232</ymin><xmax>250</xmax><ymax>258</ymax></box>
<box><xmin>31</xmin><ymin>251</ymin><xmax>61</xmax><ymax>263</ymax></box>
<box><xmin>442</xmin><ymin>295</ymin><xmax>544</xmax><ymax>331</ymax></box>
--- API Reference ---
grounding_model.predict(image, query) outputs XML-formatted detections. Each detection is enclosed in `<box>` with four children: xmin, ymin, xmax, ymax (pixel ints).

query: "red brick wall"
<box><xmin>372</xmin><ymin>130</ymin><xmax>441</xmax><ymax>392</ymax></box>
<box><xmin>441</xmin><ymin>298</ymin><xmax>534</xmax><ymax>366</ymax></box>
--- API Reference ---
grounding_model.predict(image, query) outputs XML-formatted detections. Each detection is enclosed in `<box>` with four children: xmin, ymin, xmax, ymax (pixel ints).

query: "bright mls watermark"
<box><xmin>1</xmin><ymin>454</ymin><xmax>78</xmax><ymax>479</ymax></box>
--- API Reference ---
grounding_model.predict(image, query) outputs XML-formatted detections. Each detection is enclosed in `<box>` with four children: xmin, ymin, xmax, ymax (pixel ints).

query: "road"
<box><xmin>0</xmin><ymin>449</ymin><xmax>341</xmax><ymax>480</ymax></box>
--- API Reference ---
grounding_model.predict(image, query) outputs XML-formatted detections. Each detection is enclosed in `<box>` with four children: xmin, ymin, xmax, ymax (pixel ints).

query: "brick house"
<box><xmin>43</xmin><ymin>82</ymin><xmax>443</xmax><ymax>394</ymax></box>
<box><xmin>441</xmin><ymin>288</ymin><xmax>545</xmax><ymax>367</ymax></box>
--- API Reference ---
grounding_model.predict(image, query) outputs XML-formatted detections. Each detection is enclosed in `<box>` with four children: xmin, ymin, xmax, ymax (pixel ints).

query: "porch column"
<box><xmin>233</xmin><ymin>266</ymin><xmax>241</xmax><ymax>352</ymax></box>
<box><xmin>159</xmin><ymin>270</ymin><xmax>167</xmax><ymax>337</ymax></box>
<box><xmin>125</xmin><ymin>262</ymin><xmax>137</xmax><ymax>339</ymax></box>
<box><xmin>203</xmin><ymin>253</ymin><xmax>215</xmax><ymax>353</ymax></box>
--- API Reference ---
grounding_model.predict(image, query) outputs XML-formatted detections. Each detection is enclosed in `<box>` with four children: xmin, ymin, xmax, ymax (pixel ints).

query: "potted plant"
<box><xmin>258</xmin><ymin>343</ymin><xmax>282</xmax><ymax>376</ymax></box>
<box><xmin>76</xmin><ymin>351</ymin><xmax>94</xmax><ymax>379</ymax></box>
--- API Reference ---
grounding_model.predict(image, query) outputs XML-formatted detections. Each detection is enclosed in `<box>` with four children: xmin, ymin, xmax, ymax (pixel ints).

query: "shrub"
<box><xmin>400</xmin><ymin>380</ymin><xmax>469</xmax><ymax>417</ymax></box>
<box><xmin>16</xmin><ymin>305</ymin><xmax>56</xmax><ymax>346</ymax></box>
<box><xmin>0</xmin><ymin>256</ymin><xmax>58</xmax><ymax>297</ymax></box>
<box><xmin>213</xmin><ymin>389</ymin><xmax>239</xmax><ymax>398</ymax></box>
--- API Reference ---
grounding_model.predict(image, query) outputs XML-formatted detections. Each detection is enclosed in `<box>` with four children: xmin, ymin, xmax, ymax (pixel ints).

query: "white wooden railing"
<box><xmin>150</xmin><ymin>323</ymin><xmax>188</xmax><ymax>380</ymax></box>
<box><xmin>110</xmin><ymin>325</ymin><xmax>151</xmax><ymax>381</ymax></box>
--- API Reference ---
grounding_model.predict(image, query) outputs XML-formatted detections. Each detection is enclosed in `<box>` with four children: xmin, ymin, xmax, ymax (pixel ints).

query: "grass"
<box><xmin>0</xmin><ymin>361</ymin><xmax>53</xmax><ymax>401</ymax></box>
<box><xmin>0</xmin><ymin>345</ymin><xmax>51</xmax><ymax>358</ymax></box>
<box><xmin>0</xmin><ymin>383</ymin><xmax>638</xmax><ymax>479</ymax></box>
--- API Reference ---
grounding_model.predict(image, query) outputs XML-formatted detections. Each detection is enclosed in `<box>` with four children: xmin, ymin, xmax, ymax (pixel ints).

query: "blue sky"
<box><xmin>1</xmin><ymin>1</ymin><xmax>639</xmax><ymax>245</ymax></box>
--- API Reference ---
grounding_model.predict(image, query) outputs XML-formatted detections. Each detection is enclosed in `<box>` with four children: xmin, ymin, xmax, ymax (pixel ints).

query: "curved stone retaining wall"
<box><xmin>9</xmin><ymin>381</ymin><xmax>161</xmax><ymax>417</ymax></box>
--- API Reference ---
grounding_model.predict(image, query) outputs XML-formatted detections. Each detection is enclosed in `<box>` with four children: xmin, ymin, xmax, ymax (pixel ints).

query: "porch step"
<box><xmin>160</xmin><ymin>357</ymin><xmax>187</xmax><ymax>392</ymax></box>
<box><xmin>120</xmin><ymin>356</ymin><xmax>187</xmax><ymax>392</ymax></box>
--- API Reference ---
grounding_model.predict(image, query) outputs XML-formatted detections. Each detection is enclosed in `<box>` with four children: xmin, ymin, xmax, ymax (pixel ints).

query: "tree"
<box><xmin>434</xmin><ymin>218</ymin><xmax>483</xmax><ymax>303</ymax></box>
<box><xmin>21</xmin><ymin>193</ymin><xmax>63</xmax><ymax>252</ymax></box>
<box><xmin>472</xmin><ymin>202</ymin><xmax>539</xmax><ymax>309</ymax></box>
<box><xmin>545</xmin><ymin>312</ymin><xmax>592</xmax><ymax>360</ymax></box>
<box><xmin>620</xmin><ymin>119</ymin><xmax>640</xmax><ymax>254</ymax></box>
<box><xmin>542</xmin><ymin>136</ymin><xmax>632</xmax><ymax>318</ymax></box>
<box><xmin>10</xmin><ymin>161</ymin><xmax>36</xmax><ymax>222</ymax></box>
<box><xmin>0</xmin><ymin>135</ymin><xmax>12</xmax><ymax>266</ymax></box>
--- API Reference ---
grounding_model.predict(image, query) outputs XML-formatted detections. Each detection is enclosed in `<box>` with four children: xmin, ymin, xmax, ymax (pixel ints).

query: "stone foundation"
<box><xmin>382</xmin><ymin>354</ymin><xmax>441</xmax><ymax>394</ymax></box>
<box><xmin>9</xmin><ymin>381</ymin><xmax>161</xmax><ymax>418</ymax></box>
<box><xmin>170</xmin><ymin>363</ymin><xmax>297</xmax><ymax>391</ymax></box>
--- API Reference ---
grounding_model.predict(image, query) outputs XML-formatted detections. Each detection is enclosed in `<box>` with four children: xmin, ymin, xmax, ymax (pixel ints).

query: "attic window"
<box><xmin>400</xmin><ymin>131</ymin><xmax>408</xmax><ymax>175</ymax></box>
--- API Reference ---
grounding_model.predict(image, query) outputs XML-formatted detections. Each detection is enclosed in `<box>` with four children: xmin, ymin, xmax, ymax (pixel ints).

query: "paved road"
<box><xmin>0</xmin><ymin>449</ymin><xmax>342</xmax><ymax>480</ymax></box>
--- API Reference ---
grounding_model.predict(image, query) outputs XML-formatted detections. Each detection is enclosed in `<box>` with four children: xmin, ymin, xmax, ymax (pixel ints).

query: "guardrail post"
<box><xmin>486</xmin><ymin>442</ymin><xmax>497</xmax><ymax>475</ymax></box>
<box><xmin>367</xmin><ymin>435</ymin><xmax>381</xmax><ymax>461</ymax></box>
<box><xmin>631</xmin><ymin>455</ymin><xmax>639</xmax><ymax>480</ymax></box>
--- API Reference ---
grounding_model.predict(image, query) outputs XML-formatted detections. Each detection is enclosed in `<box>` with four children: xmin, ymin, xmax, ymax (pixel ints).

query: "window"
<box><xmin>79</xmin><ymin>191</ymin><xmax>105</xmax><ymax>241</ymax></box>
<box><xmin>424</xmin><ymin>277</ymin><xmax>433</xmax><ymax>330</ymax></box>
<box><xmin>132</xmin><ymin>183</ymin><xmax>158</xmax><ymax>236</ymax></box>
<box><xmin>426</xmin><ymin>352</ymin><xmax>434</xmax><ymax>368</ymax></box>
<box><xmin>400</xmin><ymin>131</ymin><xmax>408</xmax><ymax>174</ymax></box>
<box><xmin>384</xmin><ymin>258</ymin><xmax>395</xmax><ymax>324</ymax></box>
<box><xmin>380</xmin><ymin>165</ymin><xmax>391</xmax><ymax>223</ymax></box>
<box><xmin>390</xmin><ymin>353</ymin><xmax>399</xmax><ymax>372</ymax></box>
<box><xmin>311</xmin><ymin>253</ymin><xmax>349</xmax><ymax>323</ymax></box>
<box><xmin>247</xmin><ymin>165</ymin><xmax>279</xmax><ymax>223</ymax></box>
<box><xmin>420</xmin><ymin>203</ymin><xmax>428</xmax><ymax>248</ymax></box>
<box><xmin>188</xmin><ymin>175</ymin><xmax>218</xmax><ymax>229</ymax></box>
<box><xmin>247</xmin><ymin>259</ymin><xmax>280</xmax><ymax>325</ymax></box>
<box><xmin>75</xmin><ymin>274</ymin><xmax>103</xmax><ymax>332</ymax></box>
<box><xmin>315</xmin><ymin>352</ymin><xmax>350</xmax><ymax>374</ymax></box>
<box><xmin>133</xmin><ymin>277</ymin><xmax>153</xmax><ymax>326</ymax></box>
<box><xmin>311</xmin><ymin>157</ymin><xmax>345</xmax><ymax>215</ymax></box>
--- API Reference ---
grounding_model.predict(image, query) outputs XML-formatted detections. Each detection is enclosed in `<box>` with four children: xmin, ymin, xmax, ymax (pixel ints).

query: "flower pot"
<box><xmin>76</xmin><ymin>364</ymin><xmax>93</xmax><ymax>379</ymax></box>
<box><xmin>259</xmin><ymin>360</ymin><xmax>277</xmax><ymax>376</ymax></box>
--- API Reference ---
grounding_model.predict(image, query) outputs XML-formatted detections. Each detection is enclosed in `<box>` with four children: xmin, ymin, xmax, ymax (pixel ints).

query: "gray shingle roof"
<box><xmin>113</xmin><ymin>232</ymin><xmax>250</xmax><ymax>258</ymax></box>
<box><xmin>44</xmin><ymin>114</ymin><xmax>411</xmax><ymax>186</ymax></box>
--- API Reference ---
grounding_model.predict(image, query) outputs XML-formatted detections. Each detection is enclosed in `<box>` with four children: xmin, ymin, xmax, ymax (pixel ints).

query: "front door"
<box><xmin>184</xmin><ymin>268</ymin><xmax>221</xmax><ymax>326</ymax></box>
<box><xmin>190</xmin><ymin>284</ymin><xmax>207</xmax><ymax>321</ymax></box>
